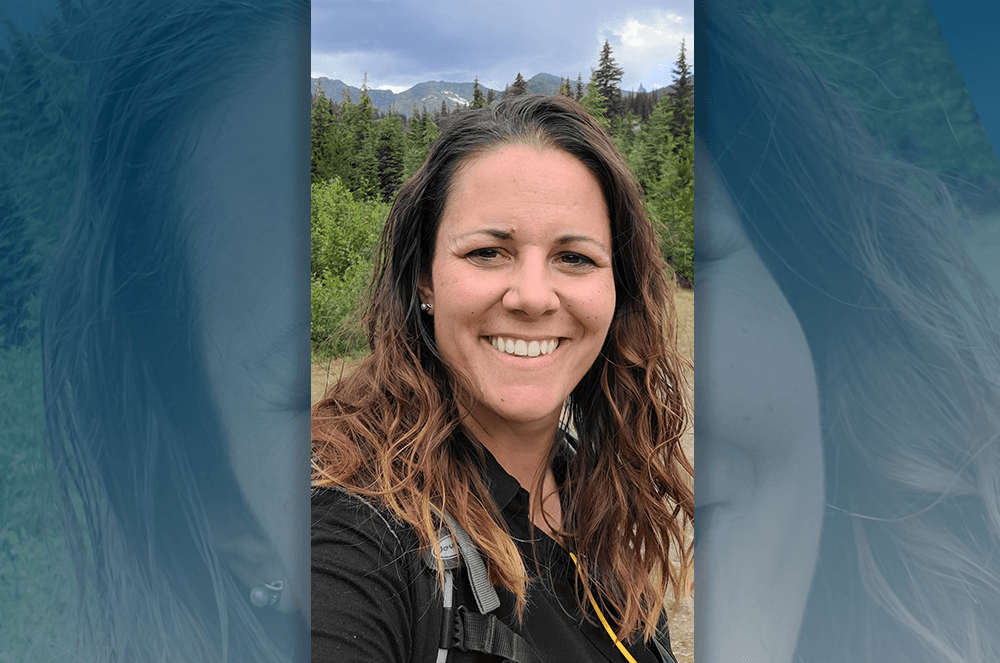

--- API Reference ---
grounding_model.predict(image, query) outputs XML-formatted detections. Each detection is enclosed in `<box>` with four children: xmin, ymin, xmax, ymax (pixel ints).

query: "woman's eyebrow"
<box><xmin>557</xmin><ymin>234</ymin><xmax>611</xmax><ymax>255</ymax></box>
<box><xmin>453</xmin><ymin>228</ymin><xmax>514</xmax><ymax>241</ymax></box>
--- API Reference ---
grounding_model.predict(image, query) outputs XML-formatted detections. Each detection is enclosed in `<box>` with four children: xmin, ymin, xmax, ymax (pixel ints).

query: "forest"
<box><xmin>311</xmin><ymin>40</ymin><xmax>695</xmax><ymax>356</ymax></box>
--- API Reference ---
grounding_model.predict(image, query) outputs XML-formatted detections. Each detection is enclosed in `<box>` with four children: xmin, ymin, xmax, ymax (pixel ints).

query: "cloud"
<box><xmin>603</xmin><ymin>10</ymin><xmax>692</xmax><ymax>91</ymax></box>
<box><xmin>310</xmin><ymin>1</ymin><xmax>692</xmax><ymax>92</ymax></box>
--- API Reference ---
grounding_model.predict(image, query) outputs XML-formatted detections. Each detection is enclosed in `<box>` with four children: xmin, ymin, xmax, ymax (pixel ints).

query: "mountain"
<box><xmin>310</xmin><ymin>74</ymin><xmax>694</xmax><ymax>119</ymax></box>
<box><xmin>311</xmin><ymin>77</ymin><xmax>500</xmax><ymax>118</ymax></box>
<box><xmin>523</xmin><ymin>73</ymin><xmax>563</xmax><ymax>96</ymax></box>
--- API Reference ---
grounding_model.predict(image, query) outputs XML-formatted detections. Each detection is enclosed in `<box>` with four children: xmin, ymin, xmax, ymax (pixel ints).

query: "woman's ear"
<box><xmin>417</xmin><ymin>272</ymin><xmax>434</xmax><ymax>314</ymax></box>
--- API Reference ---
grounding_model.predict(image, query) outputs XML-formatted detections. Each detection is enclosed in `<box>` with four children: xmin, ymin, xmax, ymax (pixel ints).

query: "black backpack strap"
<box><xmin>440</xmin><ymin>606</ymin><xmax>542</xmax><ymax>663</ymax></box>
<box><xmin>427</xmin><ymin>513</ymin><xmax>541</xmax><ymax>663</ymax></box>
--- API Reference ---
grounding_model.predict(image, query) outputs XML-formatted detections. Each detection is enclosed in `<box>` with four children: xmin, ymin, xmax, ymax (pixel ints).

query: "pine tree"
<box><xmin>579</xmin><ymin>73</ymin><xmax>611</xmax><ymax>132</ymax></box>
<box><xmin>666</xmin><ymin>39</ymin><xmax>693</xmax><ymax>145</ymax></box>
<box><xmin>341</xmin><ymin>75</ymin><xmax>379</xmax><ymax>196</ymax></box>
<box><xmin>471</xmin><ymin>77</ymin><xmax>486</xmax><ymax>109</ymax></box>
<box><xmin>403</xmin><ymin>105</ymin><xmax>440</xmax><ymax>181</ymax></box>
<box><xmin>311</xmin><ymin>81</ymin><xmax>336</xmax><ymax>183</ymax></box>
<box><xmin>630</xmin><ymin>90</ymin><xmax>693</xmax><ymax>284</ymax></box>
<box><xmin>594</xmin><ymin>40</ymin><xmax>624</xmax><ymax>118</ymax></box>
<box><xmin>486</xmin><ymin>88</ymin><xmax>496</xmax><ymax>105</ymax></box>
<box><xmin>575</xmin><ymin>74</ymin><xmax>584</xmax><ymax>101</ymax></box>
<box><xmin>374</xmin><ymin>115</ymin><xmax>405</xmax><ymax>202</ymax></box>
<box><xmin>503</xmin><ymin>72</ymin><xmax>530</xmax><ymax>99</ymax></box>
<box><xmin>634</xmin><ymin>84</ymin><xmax>652</xmax><ymax>122</ymax></box>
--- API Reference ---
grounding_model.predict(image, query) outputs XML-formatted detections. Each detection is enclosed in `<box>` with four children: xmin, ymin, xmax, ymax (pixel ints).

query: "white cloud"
<box><xmin>603</xmin><ymin>9</ymin><xmax>692</xmax><ymax>91</ymax></box>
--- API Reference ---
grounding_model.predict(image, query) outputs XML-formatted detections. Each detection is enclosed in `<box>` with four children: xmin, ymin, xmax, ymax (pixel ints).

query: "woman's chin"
<box><xmin>473</xmin><ymin>389</ymin><xmax>565</xmax><ymax>429</ymax></box>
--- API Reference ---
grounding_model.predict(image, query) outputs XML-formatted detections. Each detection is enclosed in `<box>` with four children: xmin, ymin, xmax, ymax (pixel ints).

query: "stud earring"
<box><xmin>420</xmin><ymin>302</ymin><xmax>433</xmax><ymax>312</ymax></box>
<box><xmin>249</xmin><ymin>580</ymin><xmax>283</xmax><ymax>608</ymax></box>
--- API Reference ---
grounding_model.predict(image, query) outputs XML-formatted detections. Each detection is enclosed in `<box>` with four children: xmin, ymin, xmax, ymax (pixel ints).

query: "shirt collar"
<box><xmin>465</xmin><ymin>428</ymin><xmax>577</xmax><ymax>515</ymax></box>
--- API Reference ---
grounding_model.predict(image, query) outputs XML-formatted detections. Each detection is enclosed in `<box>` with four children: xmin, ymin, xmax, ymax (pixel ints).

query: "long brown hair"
<box><xmin>312</xmin><ymin>94</ymin><xmax>692</xmax><ymax>641</ymax></box>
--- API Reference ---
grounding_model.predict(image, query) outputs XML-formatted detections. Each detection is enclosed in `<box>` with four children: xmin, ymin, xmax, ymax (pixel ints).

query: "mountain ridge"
<box><xmin>311</xmin><ymin>73</ymin><xmax>678</xmax><ymax>118</ymax></box>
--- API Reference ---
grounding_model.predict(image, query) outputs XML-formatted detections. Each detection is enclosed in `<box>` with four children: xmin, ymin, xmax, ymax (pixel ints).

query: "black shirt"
<box><xmin>311</xmin><ymin>443</ymin><xmax>672</xmax><ymax>663</ymax></box>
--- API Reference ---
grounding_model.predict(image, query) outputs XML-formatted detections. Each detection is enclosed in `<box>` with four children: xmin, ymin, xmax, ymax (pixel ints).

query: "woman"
<box><xmin>312</xmin><ymin>94</ymin><xmax>692</xmax><ymax>662</ymax></box>
<box><xmin>24</xmin><ymin>0</ymin><xmax>310</xmax><ymax>660</ymax></box>
<box><xmin>697</xmin><ymin>1</ymin><xmax>1000</xmax><ymax>662</ymax></box>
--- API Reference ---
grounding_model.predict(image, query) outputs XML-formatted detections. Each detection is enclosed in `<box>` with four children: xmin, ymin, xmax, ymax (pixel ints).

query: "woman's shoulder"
<box><xmin>311</xmin><ymin>486</ymin><xmax>418</xmax><ymax>552</ymax></box>
<box><xmin>311</xmin><ymin>491</ymin><xmax>429</xmax><ymax>662</ymax></box>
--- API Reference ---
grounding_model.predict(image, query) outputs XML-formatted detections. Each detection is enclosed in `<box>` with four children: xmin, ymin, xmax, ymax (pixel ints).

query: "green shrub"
<box><xmin>311</xmin><ymin>179</ymin><xmax>389</xmax><ymax>356</ymax></box>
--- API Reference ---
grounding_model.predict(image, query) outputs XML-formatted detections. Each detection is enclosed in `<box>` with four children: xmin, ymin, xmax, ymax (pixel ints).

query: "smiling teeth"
<box><xmin>491</xmin><ymin>337</ymin><xmax>560</xmax><ymax>357</ymax></box>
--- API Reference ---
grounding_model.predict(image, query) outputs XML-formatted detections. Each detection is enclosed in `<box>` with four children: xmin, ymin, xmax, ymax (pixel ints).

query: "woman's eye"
<box><xmin>559</xmin><ymin>252</ymin><xmax>595</xmax><ymax>267</ymax></box>
<box><xmin>467</xmin><ymin>248</ymin><xmax>502</xmax><ymax>262</ymax></box>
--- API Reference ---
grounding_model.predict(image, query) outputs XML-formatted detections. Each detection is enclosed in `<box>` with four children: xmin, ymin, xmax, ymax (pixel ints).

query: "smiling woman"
<box><xmin>311</xmin><ymin>95</ymin><xmax>692</xmax><ymax>663</ymax></box>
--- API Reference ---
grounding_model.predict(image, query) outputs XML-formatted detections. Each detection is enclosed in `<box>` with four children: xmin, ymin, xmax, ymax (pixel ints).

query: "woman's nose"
<box><xmin>501</xmin><ymin>256</ymin><xmax>560</xmax><ymax>317</ymax></box>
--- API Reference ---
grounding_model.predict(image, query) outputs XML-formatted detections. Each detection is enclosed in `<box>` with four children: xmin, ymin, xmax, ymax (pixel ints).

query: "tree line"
<box><xmin>311</xmin><ymin>41</ymin><xmax>694</xmax><ymax>356</ymax></box>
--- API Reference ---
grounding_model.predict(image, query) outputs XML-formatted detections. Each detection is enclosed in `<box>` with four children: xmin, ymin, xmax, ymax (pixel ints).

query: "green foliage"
<box><xmin>504</xmin><ymin>72</ymin><xmax>530</xmax><ymax>99</ymax></box>
<box><xmin>471</xmin><ymin>77</ymin><xmax>486</xmax><ymax>109</ymax></box>
<box><xmin>595</xmin><ymin>40</ymin><xmax>624</xmax><ymax>118</ymax></box>
<box><xmin>403</xmin><ymin>108</ymin><xmax>440</xmax><ymax>181</ymax></box>
<box><xmin>341</xmin><ymin>89</ymin><xmax>380</xmax><ymax>196</ymax></box>
<box><xmin>666</xmin><ymin>39</ymin><xmax>692</xmax><ymax>143</ymax></box>
<box><xmin>612</xmin><ymin>112</ymin><xmax>636</xmax><ymax>161</ymax></box>
<box><xmin>632</xmin><ymin>92</ymin><xmax>694</xmax><ymax>285</ymax></box>
<box><xmin>648</xmin><ymin>133</ymin><xmax>694</xmax><ymax>286</ymax></box>
<box><xmin>374</xmin><ymin>115</ymin><xmax>405</xmax><ymax>203</ymax></box>
<box><xmin>579</xmin><ymin>74</ymin><xmax>611</xmax><ymax>132</ymax></box>
<box><xmin>311</xmin><ymin>178</ymin><xmax>390</xmax><ymax>356</ymax></box>
<box><xmin>559</xmin><ymin>77</ymin><xmax>573</xmax><ymax>98</ymax></box>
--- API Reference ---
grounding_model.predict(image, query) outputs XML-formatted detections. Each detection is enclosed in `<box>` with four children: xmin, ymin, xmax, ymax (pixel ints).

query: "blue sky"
<box><xmin>311</xmin><ymin>1</ymin><xmax>694</xmax><ymax>93</ymax></box>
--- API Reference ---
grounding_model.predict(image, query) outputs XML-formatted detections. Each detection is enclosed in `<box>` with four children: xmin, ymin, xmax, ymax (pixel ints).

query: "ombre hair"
<box><xmin>701</xmin><ymin>2</ymin><xmax>1000</xmax><ymax>661</ymax></box>
<box><xmin>39</xmin><ymin>1</ymin><xmax>308</xmax><ymax>660</ymax></box>
<box><xmin>312</xmin><ymin>94</ymin><xmax>693</xmax><ymax>642</ymax></box>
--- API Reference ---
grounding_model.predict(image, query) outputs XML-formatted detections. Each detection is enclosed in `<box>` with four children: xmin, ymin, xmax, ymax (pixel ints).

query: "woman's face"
<box><xmin>418</xmin><ymin>144</ymin><xmax>616</xmax><ymax>431</ymax></box>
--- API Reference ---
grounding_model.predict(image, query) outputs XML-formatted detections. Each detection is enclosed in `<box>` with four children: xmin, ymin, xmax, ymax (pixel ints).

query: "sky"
<box><xmin>311</xmin><ymin>1</ymin><xmax>694</xmax><ymax>94</ymax></box>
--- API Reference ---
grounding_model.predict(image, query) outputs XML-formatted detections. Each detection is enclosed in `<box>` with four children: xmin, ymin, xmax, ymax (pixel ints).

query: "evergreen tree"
<box><xmin>374</xmin><ymin>115</ymin><xmax>405</xmax><ymax>202</ymax></box>
<box><xmin>340</xmin><ymin>75</ymin><xmax>379</xmax><ymax>196</ymax></box>
<box><xmin>629</xmin><ymin>91</ymin><xmax>693</xmax><ymax>284</ymax></box>
<box><xmin>579</xmin><ymin>73</ymin><xmax>611</xmax><ymax>132</ymax></box>
<box><xmin>594</xmin><ymin>40</ymin><xmax>624</xmax><ymax>118</ymax></box>
<box><xmin>612</xmin><ymin>112</ymin><xmax>636</xmax><ymax>160</ymax></box>
<box><xmin>666</xmin><ymin>39</ymin><xmax>693</xmax><ymax>145</ymax></box>
<box><xmin>634</xmin><ymin>84</ymin><xmax>653</xmax><ymax>122</ymax></box>
<box><xmin>503</xmin><ymin>72</ymin><xmax>529</xmax><ymax>99</ymax></box>
<box><xmin>486</xmin><ymin>88</ymin><xmax>496</xmax><ymax>105</ymax></box>
<box><xmin>575</xmin><ymin>74</ymin><xmax>584</xmax><ymax>101</ymax></box>
<box><xmin>471</xmin><ymin>77</ymin><xmax>486</xmax><ymax>109</ymax></box>
<box><xmin>440</xmin><ymin>100</ymin><xmax>448</xmax><ymax>118</ymax></box>
<box><xmin>311</xmin><ymin>81</ymin><xmax>355</xmax><ymax>186</ymax></box>
<box><xmin>403</xmin><ymin>105</ymin><xmax>440</xmax><ymax>181</ymax></box>
<box><xmin>311</xmin><ymin>81</ymin><xmax>336</xmax><ymax>183</ymax></box>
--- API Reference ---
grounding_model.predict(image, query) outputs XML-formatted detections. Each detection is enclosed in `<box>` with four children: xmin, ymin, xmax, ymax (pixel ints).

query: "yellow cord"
<box><xmin>569</xmin><ymin>552</ymin><xmax>639</xmax><ymax>663</ymax></box>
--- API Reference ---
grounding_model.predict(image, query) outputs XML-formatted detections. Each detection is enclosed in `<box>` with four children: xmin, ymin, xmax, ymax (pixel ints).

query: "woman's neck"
<box><xmin>460</xmin><ymin>408</ymin><xmax>565</xmax><ymax>539</ymax></box>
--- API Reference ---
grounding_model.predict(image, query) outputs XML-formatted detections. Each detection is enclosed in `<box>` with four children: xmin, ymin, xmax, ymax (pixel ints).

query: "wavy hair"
<box><xmin>39</xmin><ymin>1</ymin><xmax>308</xmax><ymax>660</ymax></box>
<box><xmin>701</xmin><ymin>2</ymin><xmax>1000</xmax><ymax>661</ymax></box>
<box><xmin>311</xmin><ymin>94</ymin><xmax>693</xmax><ymax>641</ymax></box>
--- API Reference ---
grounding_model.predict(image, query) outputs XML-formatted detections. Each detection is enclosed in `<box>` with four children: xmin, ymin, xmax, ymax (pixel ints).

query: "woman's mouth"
<box><xmin>489</xmin><ymin>336</ymin><xmax>561</xmax><ymax>358</ymax></box>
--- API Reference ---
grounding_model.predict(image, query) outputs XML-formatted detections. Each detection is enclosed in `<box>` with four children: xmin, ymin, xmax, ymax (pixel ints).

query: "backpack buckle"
<box><xmin>440</xmin><ymin>605</ymin><xmax>468</xmax><ymax>650</ymax></box>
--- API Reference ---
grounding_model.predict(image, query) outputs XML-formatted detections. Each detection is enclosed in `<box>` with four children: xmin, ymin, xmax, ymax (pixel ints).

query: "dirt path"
<box><xmin>311</xmin><ymin>288</ymin><xmax>695</xmax><ymax>659</ymax></box>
